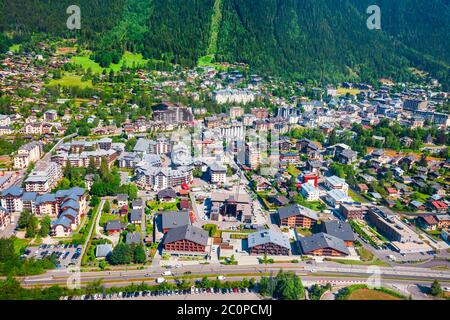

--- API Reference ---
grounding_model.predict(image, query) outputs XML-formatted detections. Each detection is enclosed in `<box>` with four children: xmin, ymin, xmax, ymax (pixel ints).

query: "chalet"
<box><xmin>157</xmin><ymin>188</ymin><xmax>177</xmax><ymax>202</ymax></box>
<box><xmin>430</xmin><ymin>201</ymin><xmax>448</xmax><ymax>213</ymax></box>
<box><xmin>269</xmin><ymin>195</ymin><xmax>290</xmax><ymax>207</ymax></box>
<box><xmin>417</xmin><ymin>215</ymin><xmax>438</xmax><ymax>231</ymax></box>
<box><xmin>179</xmin><ymin>199</ymin><xmax>191</xmax><ymax>211</ymax></box>
<box><xmin>248</xmin><ymin>230</ymin><xmax>291</xmax><ymax>256</ymax></box>
<box><xmin>163</xmin><ymin>225</ymin><xmax>209</xmax><ymax>256</ymax></box>
<box><xmin>116</xmin><ymin>194</ymin><xmax>129</xmax><ymax>207</ymax></box>
<box><xmin>386</xmin><ymin>188</ymin><xmax>399</xmax><ymax>199</ymax></box>
<box><xmin>131</xmin><ymin>199</ymin><xmax>144</xmax><ymax>210</ymax></box>
<box><xmin>95</xmin><ymin>244</ymin><xmax>113</xmax><ymax>258</ymax></box>
<box><xmin>253</xmin><ymin>175</ymin><xmax>272</xmax><ymax>192</ymax></box>
<box><xmin>298</xmin><ymin>233</ymin><xmax>350</xmax><ymax>257</ymax></box>
<box><xmin>280</xmin><ymin>152</ymin><xmax>300</xmax><ymax>165</ymax></box>
<box><xmin>338</xmin><ymin>149</ymin><xmax>357</xmax><ymax>164</ymax></box>
<box><xmin>356</xmin><ymin>184</ymin><xmax>369</xmax><ymax>194</ymax></box>
<box><xmin>410</xmin><ymin>200</ymin><xmax>425</xmax><ymax>211</ymax></box>
<box><xmin>126</xmin><ymin>232</ymin><xmax>141</xmax><ymax>245</ymax></box>
<box><xmin>161</xmin><ymin>211</ymin><xmax>191</xmax><ymax>233</ymax></box>
<box><xmin>321</xmin><ymin>220</ymin><xmax>355</xmax><ymax>246</ymax></box>
<box><xmin>129</xmin><ymin>209</ymin><xmax>143</xmax><ymax>224</ymax></box>
<box><xmin>435</xmin><ymin>214</ymin><xmax>450</xmax><ymax>229</ymax></box>
<box><xmin>277</xmin><ymin>204</ymin><xmax>319</xmax><ymax>229</ymax></box>
<box><xmin>105</xmin><ymin>220</ymin><xmax>124</xmax><ymax>235</ymax></box>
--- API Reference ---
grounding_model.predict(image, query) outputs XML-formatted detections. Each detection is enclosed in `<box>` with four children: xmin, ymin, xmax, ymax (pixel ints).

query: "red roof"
<box><xmin>386</xmin><ymin>188</ymin><xmax>397</xmax><ymax>194</ymax></box>
<box><xmin>357</xmin><ymin>184</ymin><xmax>369</xmax><ymax>190</ymax></box>
<box><xmin>421</xmin><ymin>215</ymin><xmax>438</xmax><ymax>225</ymax></box>
<box><xmin>431</xmin><ymin>201</ymin><xmax>448</xmax><ymax>209</ymax></box>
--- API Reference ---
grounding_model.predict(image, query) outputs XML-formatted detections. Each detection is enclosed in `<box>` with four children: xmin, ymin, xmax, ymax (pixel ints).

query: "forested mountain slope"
<box><xmin>0</xmin><ymin>0</ymin><xmax>448</xmax><ymax>87</ymax></box>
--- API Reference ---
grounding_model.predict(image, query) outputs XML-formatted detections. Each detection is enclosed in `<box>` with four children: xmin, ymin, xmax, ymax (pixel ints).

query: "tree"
<box><xmin>107</xmin><ymin>243</ymin><xmax>134</xmax><ymax>265</ymax></box>
<box><xmin>18</xmin><ymin>210</ymin><xmax>32</xmax><ymax>229</ymax></box>
<box><xmin>103</xmin><ymin>201</ymin><xmax>111</xmax><ymax>214</ymax></box>
<box><xmin>38</xmin><ymin>216</ymin><xmax>51</xmax><ymax>237</ymax></box>
<box><xmin>430</xmin><ymin>280</ymin><xmax>443</xmax><ymax>297</ymax></box>
<box><xmin>133</xmin><ymin>245</ymin><xmax>146</xmax><ymax>264</ymax></box>
<box><xmin>25</xmin><ymin>217</ymin><xmax>38</xmax><ymax>238</ymax></box>
<box><xmin>273</xmin><ymin>271</ymin><xmax>305</xmax><ymax>300</ymax></box>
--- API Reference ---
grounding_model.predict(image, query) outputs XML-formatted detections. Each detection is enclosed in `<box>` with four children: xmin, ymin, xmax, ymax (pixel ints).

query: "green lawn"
<box><xmin>100</xmin><ymin>213</ymin><xmax>125</xmax><ymax>227</ymax></box>
<box><xmin>349</xmin><ymin>189</ymin><xmax>366</xmax><ymax>203</ymax></box>
<box><xmin>9</xmin><ymin>44</ymin><xmax>21</xmax><ymax>53</ymax></box>
<box><xmin>71</xmin><ymin>51</ymin><xmax>150</xmax><ymax>74</ymax></box>
<box><xmin>287</xmin><ymin>165</ymin><xmax>300</xmax><ymax>177</ymax></box>
<box><xmin>48</xmin><ymin>74</ymin><xmax>93</xmax><ymax>88</ymax></box>
<box><xmin>13</xmin><ymin>237</ymin><xmax>31</xmax><ymax>254</ymax></box>
<box><xmin>147</xmin><ymin>200</ymin><xmax>179</xmax><ymax>212</ymax></box>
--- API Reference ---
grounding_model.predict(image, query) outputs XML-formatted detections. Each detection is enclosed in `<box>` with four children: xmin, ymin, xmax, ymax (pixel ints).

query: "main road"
<box><xmin>21</xmin><ymin>260</ymin><xmax>450</xmax><ymax>288</ymax></box>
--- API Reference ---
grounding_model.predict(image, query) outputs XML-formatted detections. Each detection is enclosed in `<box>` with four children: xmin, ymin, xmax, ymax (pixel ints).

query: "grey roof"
<box><xmin>132</xmin><ymin>199</ymin><xmax>144</xmax><ymax>208</ymax></box>
<box><xmin>22</xmin><ymin>192</ymin><xmax>37</xmax><ymax>202</ymax></box>
<box><xmin>157</xmin><ymin>188</ymin><xmax>177</xmax><ymax>199</ymax></box>
<box><xmin>299</xmin><ymin>232</ymin><xmax>350</xmax><ymax>255</ymax></box>
<box><xmin>278</xmin><ymin>204</ymin><xmax>319</xmax><ymax>221</ymax></box>
<box><xmin>61</xmin><ymin>199</ymin><xmax>79</xmax><ymax>210</ymax></box>
<box><xmin>130</xmin><ymin>209</ymin><xmax>142</xmax><ymax>222</ymax></box>
<box><xmin>55</xmin><ymin>187</ymin><xmax>85</xmax><ymax>198</ymax></box>
<box><xmin>321</xmin><ymin>220</ymin><xmax>355</xmax><ymax>242</ymax></box>
<box><xmin>117</xmin><ymin>194</ymin><xmax>129</xmax><ymax>201</ymax></box>
<box><xmin>52</xmin><ymin>216</ymin><xmax>72</xmax><ymax>229</ymax></box>
<box><xmin>126</xmin><ymin>232</ymin><xmax>141</xmax><ymax>245</ymax></box>
<box><xmin>1</xmin><ymin>186</ymin><xmax>23</xmax><ymax>197</ymax></box>
<box><xmin>61</xmin><ymin>208</ymin><xmax>78</xmax><ymax>220</ymax></box>
<box><xmin>248</xmin><ymin>230</ymin><xmax>290</xmax><ymax>250</ymax></box>
<box><xmin>96</xmin><ymin>244</ymin><xmax>113</xmax><ymax>258</ymax></box>
<box><xmin>162</xmin><ymin>211</ymin><xmax>190</xmax><ymax>230</ymax></box>
<box><xmin>36</xmin><ymin>193</ymin><xmax>57</xmax><ymax>204</ymax></box>
<box><xmin>105</xmin><ymin>220</ymin><xmax>123</xmax><ymax>231</ymax></box>
<box><xmin>163</xmin><ymin>225</ymin><xmax>208</xmax><ymax>246</ymax></box>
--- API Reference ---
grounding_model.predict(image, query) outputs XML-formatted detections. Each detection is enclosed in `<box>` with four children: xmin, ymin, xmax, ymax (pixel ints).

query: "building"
<box><xmin>135</xmin><ymin>166</ymin><xmax>193</xmax><ymax>191</ymax></box>
<box><xmin>117</xmin><ymin>194</ymin><xmax>129</xmax><ymax>207</ymax></box>
<box><xmin>298</xmin><ymin>233</ymin><xmax>350</xmax><ymax>256</ymax></box>
<box><xmin>151</xmin><ymin>102</ymin><xmax>194</xmax><ymax>124</ymax></box>
<box><xmin>161</xmin><ymin>211</ymin><xmax>191</xmax><ymax>233</ymax></box>
<box><xmin>339</xmin><ymin>203</ymin><xmax>368</xmax><ymax>220</ymax></box>
<box><xmin>0</xmin><ymin>186</ymin><xmax>24</xmax><ymax>213</ymax></box>
<box><xmin>325</xmin><ymin>189</ymin><xmax>353</xmax><ymax>208</ymax></box>
<box><xmin>403</xmin><ymin>99</ymin><xmax>427</xmax><ymax>111</ymax></box>
<box><xmin>105</xmin><ymin>220</ymin><xmax>124</xmax><ymax>235</ymax></box>
<box><xmin>157</xmin><ymin>188</ymin><xmax>177</xmax><ymax>202</ymax></box>
<box><xmin>324</xmin><ymin>175</ymin><xmax>348</xmax><ymax>193</ymax></box>
<box><xmin>210</xmin><ymin>189</ymin><xmax>253</xmax><ymax>223</ymax></box>
<box><xmin>245</xmin><ymin>142</ymin><xmax>260</xmax><ymax>170</ymax></box>
<box><xmin>301</xmin><ymin>183</ymin><xmax>320</xmax><ymax>201</ymax></box>
<box><xmin>251</xmin><ymin>108</ymin><xmax>269</xmax><ymax>119</ymax></box>
<box><xmin>209</xmin><ymin>163</ymin><xmax>227</xmax><ymax>184</ymax></box>
<box><xmin>321</xmin><ymin>220</ymin><xmax>355</xmax><ymax>246</ymax></box>
<box><xmin>125</xmin><ymin>232</ymin><xmax>141</xmax><ymax>245</ymax></box>
<box><xmin>24</xmin><ymin>161</ymin><xmax>62</xmax><ymax>193</ymax></box>
<box><xmin>163</xmin><ymin>225</ymin><xmax>209</xmax><ymax>256</ymax></box>
<box><xmin>248</xmin><ymin>230</ymin><xmax>291</xmax><ymax>256</ymax></box>
<box><xmin>13</xmin><ymin>141</ymin><xmax>42</xmax><ymax>169</ymax></box>
<box><xmin>96</xmin><ymin>244</ymin><xmax>113</xmax><ymax>258</ymax></box>
<box><xmin>212</xmin><ymin>89</ymin><xmax>256</xmax><ymax>105</ymax></box>
<box><xmin>277</xmin><ymin>204</ymin><xmax>319</xmax><ymax>229</ymax></box>
<box><xmin>0</xmin><ymin>206</ymin><xmax>11</xmax><ymax>230</ymax></box>
<box><xmin>229</xmin><ymin>106</ymin><xmax>244</xmax><ymax>119</ymax></box>
<box><xmin>129</xmin><ymin>209</ymin><xmax>143</xmax><ymax>224</ymax></box>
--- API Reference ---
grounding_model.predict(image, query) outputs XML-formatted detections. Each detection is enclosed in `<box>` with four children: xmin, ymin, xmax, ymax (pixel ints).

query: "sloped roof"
<box><xmin>248</xmin><ymin>230</ymin><xmax>290</xmax><ymax>250</ymax></box>
<box><xmin>126</xmin><ymin>232</ymin><xmax>141</xmax><ymax>245</ymax></box>
<box><xmin>321</xmin><ymin>220</ymin><xmax>355</xmax><ymax>242</ymax></box>
<box><xmin>299</xmin><ymin>232</ymin><xmax>350</xmax><ymax>255</ymax></box>
<box><xmin>163</xmin><ymin>225</ymin><xmax>208</xmax><ymax>246</ymax></box>
<box><xmin>1</xmin><ymin>186</ymin><xmax>23</xmax><ymax>197</ymax></box>
<box><xmin>278</xmin><ymin>204</ymin><xmax>319</xmax><ymax>221</ymax></box>
<box><xmin>162</xmin><ymin>211</ymin><xmax>190</xmax><ymax>230</ymax></box>
<box><xmin>95</xmin><ymin>244</ymin><xmax>113</xmax><ymax>258</ymax></box>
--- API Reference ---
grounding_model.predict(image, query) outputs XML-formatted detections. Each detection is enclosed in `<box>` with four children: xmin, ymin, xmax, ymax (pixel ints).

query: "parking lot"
<box><xmin>23</xmin><ymin>244</ymin><xmax>82</xmax><ymax>267</ymax></box>
<box><xmin>62</xmin><ymin>287</ymin><xmax>261</xmax><ymax>300</ymax></box>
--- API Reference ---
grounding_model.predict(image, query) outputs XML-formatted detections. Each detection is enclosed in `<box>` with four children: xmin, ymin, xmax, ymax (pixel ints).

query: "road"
<box><xmin>21</xmin><ymin>260</ymin><xmax>450</xmax><ymax>289</ymax></box>
<box><xmin>41</xmin><ymin>133</ymin><xmax>77</xmax><ymax>163</ymax></box>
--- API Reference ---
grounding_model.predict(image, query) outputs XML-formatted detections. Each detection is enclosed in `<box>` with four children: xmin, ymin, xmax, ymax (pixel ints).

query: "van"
<box><xmin>156</xmin><ymin>277</ymin><xmax>166</xmax><ymax>284</ymax></box>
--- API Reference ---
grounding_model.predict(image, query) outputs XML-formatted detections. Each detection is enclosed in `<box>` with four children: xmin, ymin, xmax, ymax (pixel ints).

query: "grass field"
<box><xmin>48</xmin><ymin>74</ymin><xmax>93</xmax><ymax>88</ymax></box>
<box><xmin>13</xmin><ymin>237</ymin><xmax>31</xmax><ymax>254</ymax></box>
<box><xmin>71</xmin><ymin>51</ymin><xmax>149</xmax><ymax>73</ymax></box>
<box><xmin>348</xmin><ymin>288</ymin><xmax>402</xmax><ymax>300</ymax></box>
<box><xmin>9</xmin><ymin>44</ymin><xmax>21</xmax><ymax>53</ymax></box>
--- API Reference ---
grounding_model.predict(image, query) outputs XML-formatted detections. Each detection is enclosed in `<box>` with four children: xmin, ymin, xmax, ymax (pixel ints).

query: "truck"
<box><xmin>156</xmin><ymin>277</ymin><xmax>166</xmax><ymax>284</ymax></box>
